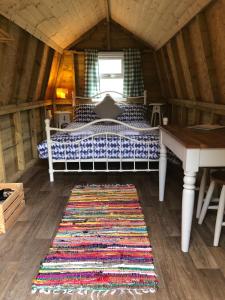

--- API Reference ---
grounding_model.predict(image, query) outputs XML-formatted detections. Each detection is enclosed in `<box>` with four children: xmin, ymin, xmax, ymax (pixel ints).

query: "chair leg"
<box><xmin>159</xmin><ymin>112</ymin><xmax>162</xmax><ymax>125</ymax></box>
<box><xmin>150</xmin><ymin>112</ymin><xmax>154</xmax><ymax>126</ymax></box>
<box><xmin>198</xmin><ymin>180</ymin><xmax>215</xmax><ymax>225</ymax></box>
<box><xmin>213</xmin><ymin>185</ymin><xmax>225</xmax><ymax>246</ymax></box>
<box><xmin>196</xmin><ymin>168</ymin><xmax>208</xmax><ymax>218</ymax></box>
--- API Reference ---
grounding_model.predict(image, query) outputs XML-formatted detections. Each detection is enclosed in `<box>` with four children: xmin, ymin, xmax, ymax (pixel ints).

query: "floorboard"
<box><xmin>0</xmin><ymin>161</ymin><xmax>224</xmax><ymax>300</ymax></box>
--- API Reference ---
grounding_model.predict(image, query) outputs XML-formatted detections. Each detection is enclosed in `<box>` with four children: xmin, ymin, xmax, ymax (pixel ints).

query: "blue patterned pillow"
<box><xmin>117</xmin><ymin>104</ymin><xmax>147</xmax><ymax>122</ymax></box>
<box><xmin>74</xmin><ymin>104</ymin><xmax>98</xmax><ymax>122</ymax></box>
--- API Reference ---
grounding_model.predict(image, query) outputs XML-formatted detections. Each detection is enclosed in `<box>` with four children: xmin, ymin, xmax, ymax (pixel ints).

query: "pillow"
<box><xmin>74</xmin><ymin>104</ymin><xmax>98</xmax><ymax>122</ymax></box>
<box><xmin>117</xmin><ymin>104</ymin><xmax>147</xmax><ymax>122</ymax></box>
<box><xmin>93</xmin><ymin>94</ymin><xmax>123</xmax><ymax>119</ymax></box>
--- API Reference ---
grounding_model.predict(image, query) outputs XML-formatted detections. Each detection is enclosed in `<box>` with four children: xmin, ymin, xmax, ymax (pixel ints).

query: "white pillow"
<box><xmin>93</xmin><ymin>94</ymin><xmax>123</xmax><ymax>119</ymax></box>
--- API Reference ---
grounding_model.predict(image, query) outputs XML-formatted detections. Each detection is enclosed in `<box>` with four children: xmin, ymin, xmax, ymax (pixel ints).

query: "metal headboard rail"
<box><xmin>75</xmin><ymin>90</ymin><xmax>147</xmax><ymax>104</ymax></box>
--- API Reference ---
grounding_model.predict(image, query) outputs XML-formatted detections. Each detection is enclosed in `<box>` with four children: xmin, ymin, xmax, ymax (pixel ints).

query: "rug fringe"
<box><xmin>32</xmin><ymin>287</ymin><xmax>158</xmax><ymax>297</ymax></box>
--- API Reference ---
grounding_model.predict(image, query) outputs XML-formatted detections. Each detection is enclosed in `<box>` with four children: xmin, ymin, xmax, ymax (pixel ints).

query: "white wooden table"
<box><xmin>159</xmin><ymin>125</ymin><xmax>225</xmax><ymax>252</ymax></box>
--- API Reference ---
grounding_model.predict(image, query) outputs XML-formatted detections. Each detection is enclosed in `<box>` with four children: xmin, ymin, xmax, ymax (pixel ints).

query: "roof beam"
<box><xmin>0</xmin><ymin>28</ymin><xmax>13</xmax><ymax>42</ymax></box>
<box><xmin>105</xmin><ymin>0</ymin><xmax>111</xmax><ymax>50</ymax></box>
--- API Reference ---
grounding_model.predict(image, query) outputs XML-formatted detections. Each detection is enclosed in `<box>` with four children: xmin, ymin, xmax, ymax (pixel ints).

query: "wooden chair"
<box><xmin>198</xmin><ymin>171</ymin><xmax>225</xmax><ymax>246</ymax></box>
<box><xmin>196</xmin><ymin>168</ymin><xmax>209</xmax><ymax>219</ymax></box>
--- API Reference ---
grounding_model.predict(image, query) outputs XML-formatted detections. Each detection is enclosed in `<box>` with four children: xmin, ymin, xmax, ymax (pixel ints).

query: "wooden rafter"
<box><xmin>169</xmin><ymin>98</ymin><xmax>225</xmax><ymax>117</ymax></box>
<box><xmin>176</xmin><ymin>30</ymin><xmax>198</xmax><ymax>100</ymax></box>
<box><xmin>166</xmin><ymin>41</ymin><xmax>183</xmax><ymax>98</ymax></box>
<box><xmin>176</xmin><ymin>28</ymin><xmax>200</xmax><ymax>123</ymax></box>
<box><xmin>67</xmin><ymin>18</ymin><xmax>154</xmax><ymax>51</ymax></box>
<box><xmin>13</xmin><ymin>112</ymin><xmax>25</xmax><ymax>171</ymax></box>
<box><xmin>0</xmin><ymin>28</ymin><xmax>13</xmax><ymax>42</ymax></box>
<box><xmin>29</xmin><ymin>109</ymin><xmax>38</xmax><ymax>159</ymax></box>
<box><xmin>0</xmin><ymin>100</ymin><xmax>50</xmax><ymax>116</ymax></box>
<box><xmin>154</xmin><ymin>52</ymin><xmax>166</xmax><ymax>97</ymax></box>
<box><xmin>196</xmin><ymin>13</ymin><xmax>219</xmax><ymax>103</ymax></box>
<box><xmin>0</xmin><ymin>129</ymin><xmax>6</xmax><ymax>182</ymax></box>
<box><xmin>0</xmin><ymin>0</ymin><xmax>212</xmax><ymax>51</ymax></box>
<box><xmin>160</xmin><ymin>48</ymin><xmax>175</xmax><ymax>98</ymax></box>
<box><xmin>105</xmin><ymin>0</ymin><xmax>111</xmax><ymax>50</ymax></box>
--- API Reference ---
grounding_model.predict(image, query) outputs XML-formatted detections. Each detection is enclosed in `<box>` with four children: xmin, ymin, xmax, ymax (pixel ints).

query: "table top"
<box><xmin>161</xmin><ymin>125</ymin><xmax>225</xmax><ymax>149</ymax></box>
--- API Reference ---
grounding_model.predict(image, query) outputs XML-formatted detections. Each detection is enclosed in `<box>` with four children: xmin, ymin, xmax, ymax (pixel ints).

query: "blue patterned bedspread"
<box><xmin>38</xmin><ymin>121</ymin><xmax>160</xmax><ymax>160</ymax></box>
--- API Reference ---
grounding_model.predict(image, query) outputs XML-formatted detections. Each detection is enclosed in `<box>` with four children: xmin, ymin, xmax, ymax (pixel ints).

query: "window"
<box><xmin>98</xmin><ymin>52</ymin><xmax>124</xmax><ymax>98</ymax></box>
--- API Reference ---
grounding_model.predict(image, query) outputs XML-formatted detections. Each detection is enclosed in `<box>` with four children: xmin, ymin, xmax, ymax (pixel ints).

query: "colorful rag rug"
<box><xmin>32</xmin><ymin>184</ymin><xmax>158</xmax><ymax>296</ymax></box>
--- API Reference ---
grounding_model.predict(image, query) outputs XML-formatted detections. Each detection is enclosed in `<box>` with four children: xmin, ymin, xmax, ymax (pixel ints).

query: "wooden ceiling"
<box><xmin>110</xmin><ymin>0</ymin><xmax>212</xmax><ymax>49</ymax></box>
<box><xmin>0</xmin><ymin>0</ymin><xmax>212</xmax><ymax>52</ymax></box>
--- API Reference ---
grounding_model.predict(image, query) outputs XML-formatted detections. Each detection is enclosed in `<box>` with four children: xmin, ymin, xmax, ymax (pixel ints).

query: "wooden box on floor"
<box><xmin>0</xmin><ymin>183</ymin><xmax>25</xmax><ymax>234</ymax></box>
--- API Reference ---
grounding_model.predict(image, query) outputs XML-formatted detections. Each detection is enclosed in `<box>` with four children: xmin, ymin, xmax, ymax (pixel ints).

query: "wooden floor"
<box><xmin>0</xmin><ymin>161</ymin><xmax>225</xmax><ymax>300</ymax></box>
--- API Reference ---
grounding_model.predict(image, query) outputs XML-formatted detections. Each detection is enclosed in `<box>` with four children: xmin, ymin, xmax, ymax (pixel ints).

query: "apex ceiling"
<box><xmin>0</xmin><ymin>0</ymin><xmax>212</xmax><ymax>52</ymax></box>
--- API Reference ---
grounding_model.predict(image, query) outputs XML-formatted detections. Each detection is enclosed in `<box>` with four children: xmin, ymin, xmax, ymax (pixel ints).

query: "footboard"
<box><xmin>45</xmin><ymin>119</ymin><xmax>159</xmax><ymax>182</ymax></box>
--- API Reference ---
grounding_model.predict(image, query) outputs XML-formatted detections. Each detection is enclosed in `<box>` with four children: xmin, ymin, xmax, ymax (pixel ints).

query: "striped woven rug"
<box><xmin>32</xmin><ymin>184</ymin><xmax>158</xmax><ymax>296</ymax></box>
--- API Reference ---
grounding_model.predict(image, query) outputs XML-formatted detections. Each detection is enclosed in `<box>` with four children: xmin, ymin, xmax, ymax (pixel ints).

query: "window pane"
<box><xmin>100</xmin><ymin>78</ymin><xmax>123</xmax><ymax>97</ymax></box>
<box><xmin>99</xmin><ymin>59</ymin><xmax>122</xmax><ymax>75</ymax></box>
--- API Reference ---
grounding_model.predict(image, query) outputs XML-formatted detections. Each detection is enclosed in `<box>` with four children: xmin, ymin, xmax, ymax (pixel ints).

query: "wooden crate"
<box><xmin>0</xmin><ymin>183</ymin><xmax>25</xmax><ymax>234</ymax></box>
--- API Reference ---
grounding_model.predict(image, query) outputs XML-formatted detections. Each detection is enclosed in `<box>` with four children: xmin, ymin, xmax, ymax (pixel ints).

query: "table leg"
<box><xmin>159</xmin><ymin>143</ymin><xmax>167</xmax><ymax>202</ymax></box>
<box><xmin>182</xmin><ymin>171</ymin><xmax>196</xmax><ymax>252</ymax></box>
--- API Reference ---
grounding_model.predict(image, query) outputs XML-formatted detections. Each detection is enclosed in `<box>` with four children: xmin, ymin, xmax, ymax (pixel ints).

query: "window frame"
<box><xmin>98</xmin><ymin>52</ymin><xmax>124</xmax><ymax>80</ymax></box>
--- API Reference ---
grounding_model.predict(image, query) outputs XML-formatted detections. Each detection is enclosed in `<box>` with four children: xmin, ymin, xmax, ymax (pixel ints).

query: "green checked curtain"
<box><xmin>123</xmin><ymin>49</ymin><xmax>144</xmax><ymax>97</ymax></box>
<box><xmin>84</xmin><ymin>49</ymin><xmax>100</xmax><ymax>97</ymax></box>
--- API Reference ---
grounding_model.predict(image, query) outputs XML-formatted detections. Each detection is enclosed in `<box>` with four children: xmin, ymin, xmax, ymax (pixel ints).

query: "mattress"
<box><xmin>38</xmin><ymin>121</ymin><xmax>160</xmax><ymax>160</ymax></box>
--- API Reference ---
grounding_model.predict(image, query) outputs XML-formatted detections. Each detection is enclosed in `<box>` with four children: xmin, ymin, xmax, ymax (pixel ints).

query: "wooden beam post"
<box><xmin>29</xmin><ymin>109</ymin><xmax>38</xmax><ymax>159</ymax></box>
<box><xmin>71</xmin><ymin>53</ymin><xmax>76</xmax><ymax>119</ymax></box>
<box><xmin>13</xmin><ymin>112</ymin><xmax>25</xmax><ymax>171</ymax></box>
<box><xmin>0</xmin><ymin>129</ymin><xmax>6</xmax><ymax>182</ymax></box>
<box><xmin>160</xmin><ymin>48</ymin><xmax>175</xmax><ymax>98</ymax></box>
<box><xmin>166</xmin><ymin>41</ymin><xmax>183</xmax><ymax>98</ymax></box>
<box><xmin>176</xmin><ymin>31</ymin><xmax>196</xmax><ymax>100</ymax></box>
<box><xmin>154</xmin><ymin>52</ymin><xmax>166</xmax><ymax>98</ymax></box>
<box><xmin>196</xmin><ymin>13</ymin><xmax>219</xmax><ymax>103</ymax></box>
<box><xmin>33</xmin><ymin>45</ymin><xmax>50</xmax><ymax>101</ymax></box>
<box><xmin>0</xmin><ymin>101</ymin><xmax>51</xmax><ymax>116</ymax></box>
<box><xmin>176</xmin><ymin>29</ymin><xmax>200</xmax><ymax>124</ymax></box>
<box><xmin>105</xmin><ymin>0</ymin><xmax>111</xmax><ymax>50</ymax></box>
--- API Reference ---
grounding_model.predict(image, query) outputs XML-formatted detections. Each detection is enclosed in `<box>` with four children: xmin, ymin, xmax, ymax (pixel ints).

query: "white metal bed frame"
<box><xmin>45</xmin><ymin>118</ymin><xmax>159</xmax><ymax>182</ymax></box>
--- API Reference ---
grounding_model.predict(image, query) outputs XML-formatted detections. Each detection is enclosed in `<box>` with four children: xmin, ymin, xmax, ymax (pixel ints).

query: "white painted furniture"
<box><xmin>196</xmin><ymin>168</ymin><xmax>209</xmax><ymax>219</ymax></box>
<box><xmin>44</xmin><ymin>91</ymin><xmax>154</xmax><ymax>182</ymax></box>
<box><xmin>198</xmin><ymin>171</ymin><xmax>225</xmax><ymax>246</ymax></box>
<box><xmin>45</xmin><ymin>118</ymin><xmax>159</xmax><ymax>182</ymax></box>
<box><xmin>54</xmin><ymin>111</ymin><xmax>71</xmax><ymax>128</ymax></box>
<box><xmin>196</xmin><ymin>167</ymin><xmax>219</xmax><ymax>219</ymax></box>
<box><xmin>149</xmin><ymin>103</ymin><xmax>165</xmax><ymax>126</ymax></box>
<box><xmin>159</xmin><ymin>125</ymin><xmax>225</xmax><ymax>252</ymax></box>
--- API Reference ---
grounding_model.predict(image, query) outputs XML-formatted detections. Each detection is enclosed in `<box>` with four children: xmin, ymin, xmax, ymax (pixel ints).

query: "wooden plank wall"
<box><xmin>154</xmin><ymin>0</ymin><xmax>225</xmax><ymax>126</ymax></box>
<box><xmin>0</xmin><ymin>15</ymin><xmax>55</xmax><ymax>182</ymax></box>
<box><xmin>51</xmin><ymin>19</ymin><xmax>162</xmax><ymax>105</ymax></box>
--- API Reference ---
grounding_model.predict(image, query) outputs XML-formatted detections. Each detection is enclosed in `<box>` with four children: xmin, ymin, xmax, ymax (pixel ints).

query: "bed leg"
<box><xmin>45</xmin><ymin>119</ymin><xmax>54</xmax><ymax>182</ymax></box>
<box><xmin>49</xmin><ymin>170</ymin><xmax>54</xmax><ymax>182</ymax></box>
<box><xmin>159</xmin><ymin>143</ymin><xmax>167</xmax><ymax>202</ymax></box>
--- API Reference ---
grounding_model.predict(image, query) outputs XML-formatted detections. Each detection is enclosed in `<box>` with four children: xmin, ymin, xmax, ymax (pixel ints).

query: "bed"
<box><xmin>38</xmin><ymin>93</ymin><xmax>161</xmax><ymax>182</ymax></box>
